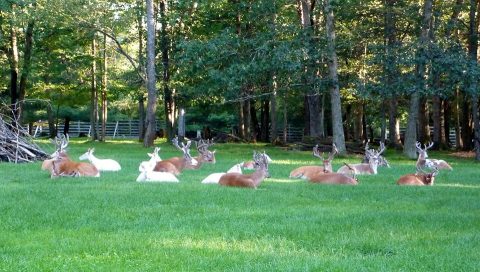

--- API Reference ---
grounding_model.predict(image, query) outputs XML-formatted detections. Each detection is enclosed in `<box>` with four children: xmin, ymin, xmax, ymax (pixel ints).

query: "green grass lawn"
<box><xmin>1</xmin><ymin>139</ymin><xmax>479</xmax><ymax>271</ymax></box>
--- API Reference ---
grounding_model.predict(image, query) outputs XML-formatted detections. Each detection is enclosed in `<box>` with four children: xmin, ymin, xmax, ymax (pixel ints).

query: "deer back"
<box><xmin>219</xmin><ymin>151</ymin><xmax>270</xmax><ymax>188</ymax></box>
<box><xmin>309</xmin><ymin>172</ymin><xmax>357</xmax><ymax>185</ymax></box>
<box><xmin>396</xmin><ymin>173</ymin><xmax>435</xmax><ymax>186</ymax></box>
<box><xmin>153</xmin><ymin>159</ymin><xmax>181</xmax><ymax>175</ymax></box>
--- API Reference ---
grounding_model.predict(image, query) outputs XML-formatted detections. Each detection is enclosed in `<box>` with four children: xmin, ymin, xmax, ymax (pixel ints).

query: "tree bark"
<box><xmin>418</xmin><ymin>97</ymin><xmax>430</xmax><ymax>143</ymax></box>
<box><xmin>137</xmin><ymin>0</ymin><xmax>146</xmax><ymax>141</ymax></box>
<box><xmin>270</xmin><ymin>75</ymin><xmax>277</xmax><ymax>142</ymax></box>
<box><xmin>100</xmin><ymin>33</ymin><xmax>108</xmax><ymax>141</ymax></box>
<box><xmin>324</xmin><ymin>0</ymin><xmax>346</xmax><ymax>154</ymax></box>
<box><xmin>404</xmin><ymin>0</ymin><xmax>433</xmax><ymax>158</ymax></box>
<box><xmin>143</xmin><ymin>0</ymin><xmax>158</xmax><ymax>147</ymax></box>
<box><xmin>90</xmin><ymin>36</ymin><xmax>98</xmax><ymax>141</ymax></box>
<box><xmin>7</xmin><ymin>19</ymin><xmax>19</xmax><ymax>118</ymax></box>
<box><xmin>18</xmin><ymin>19</ymin><xmax>34</xmax><ymax>117</ymax></box>
<box><xmin>468</xmin><ymin>0</ymin><xmax>480</xmax><ymax>159</ymax></box>
<box><xmin>260</xmin><ymin>98</ymin><xmax>270</xmax><ymax>142</ymax></box>
<box><xmin>160</xmin><ymin>0</ymin><xmax>174</xmax><ymax>140</ymax></box>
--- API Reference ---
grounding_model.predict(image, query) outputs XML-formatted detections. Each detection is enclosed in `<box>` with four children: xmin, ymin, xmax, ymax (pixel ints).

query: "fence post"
<box><xmin>113</xmin><ymin>121</ymin><xmax>119</xmax><ymax>139</ymax></box>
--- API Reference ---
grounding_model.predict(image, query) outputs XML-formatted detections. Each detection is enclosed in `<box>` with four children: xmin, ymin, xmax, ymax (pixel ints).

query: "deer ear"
<box><xmin>147</xmin><ymin>153</ymin><xmax>153</xmax><ymax>158</ymax></box>
<box><xmin>91</xmin><ymin>148</ymin><xmax>95</xmax><ymax>153</ymax></box>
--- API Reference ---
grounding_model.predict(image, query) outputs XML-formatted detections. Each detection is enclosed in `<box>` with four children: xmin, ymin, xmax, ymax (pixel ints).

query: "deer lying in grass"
<box><xmin>337</xmin><ymin>145</ymin><xmax>383</xmax><ymax>175</ymax></box>
<box><xmin>289</xmin><ymin>144</ymin><xmax>338</xmax><ymax>179</ymax></box>
<box><xmin>153</xmin><ymin>137</ymin><xmax>198</xmax><ymax>175</ymax></box>
<box><xmin>138</xmin><ymin>147</ymin><xmax>162</xmax><ymax>172</ymax></box>
<box><xmin>219</xmin><ymin>151</ymin><xmax>270</xmax><ymax>189</ymax></box>
<box><xmin>201</xmin><ymin>162</ymin><xmax>243</xmax><ymax>184</ymax></box>
<box><xmin>362</xmin><ymin>140</ymin><xmax>390</xmax><ymax>168</ymax></box>
<box><xmin>51</xmin><ymin>152</ymin><xmax>100</xmax><ymax>178</ymax></box>
<box><xmin>41</xmin><ymin>134</ymin><xmax>69</xmax><ymax>172</ymax></box>
<box><xmin>185</xmin><ymin>139</ymin><xmax>216</xmax><ymax>169</ymax></box>
<box><xmin>415</xmin><ymin>142</ymin><xmax>453</xmax><ymax>172</ymax></box>
<box><xmin>397</xmin><ymin>166</ymin><xmax>438</xmax><ymax>186</ymax></box>
<box><xmin>136</xmin><ymin>169</ymin><xmax>179</xmax><ymax>182</ymax></box>
<box><xmin>79</xmin><ymin>148</ymin><xmax>121</xmax><ymax>171</ymax></box>
<box><xmin>243</xmin><ymin>153</ymin><xmax>272</xmax><ymax>170</ymax></box>
<box><xmin>308</xmin><ymin>163</ymin><xmax>358</xmax><ymax>185</ymax></box>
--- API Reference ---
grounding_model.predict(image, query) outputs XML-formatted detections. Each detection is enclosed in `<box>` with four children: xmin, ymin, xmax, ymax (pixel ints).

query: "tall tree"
<box><xmin>90</xmin><ymin>35</ymin><xmax>99</xmax><ymax>141</ymax></box>
<box><xmin>468</xmin><ymin>0</ymin><xmax>480</xmax><ymax>160</ymax></box>
<box><xmin>324</xmin><ymin>0</ymin><xmax>346</xmax><ymax>154</ymax></box>
<box><xmin>159</xmin><ymin>0</ymin><xmax>174</xmax><ymax>140</ymax></box>
<box><xmin>404</xmin><ymin>0</ymin><xmax>433</xmax><ymax>158</ymax></box>
<box><xmin>143</xmin><ymin>0</ymin><xmax>158</xmax><ymax>147</ymax></box>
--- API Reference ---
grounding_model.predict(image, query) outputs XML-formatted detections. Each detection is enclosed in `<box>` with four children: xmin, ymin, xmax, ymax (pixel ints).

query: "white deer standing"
<box><xmin>79</xmin><ymin>148</ymin><xmax>121</xmax><ymax>171</ymax></box>
<box><xmin>201</xmin><ymin>162</ymin><xmax>243</xmax><ymax>184</ymax></box>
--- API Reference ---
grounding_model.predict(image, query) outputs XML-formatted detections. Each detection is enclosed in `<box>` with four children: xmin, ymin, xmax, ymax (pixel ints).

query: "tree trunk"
<box><xmin>324</xmin><ymin>0</ymin><xmax>347</xmax><ymax>154</ymax></box>
<box><xmin>404</xmin><ymin>0</ymin><xmax>433</xmax><ymax>158</ymax></box>
<box><xmin>270</xmin><ymin>76</ymin><xmax>278</xmax><ymax>142</ymax></box>
<box><xmin>380</xmin><ymin>99</ymin><xmax>386</xmax><ymax>142</ymax></box>
<box><xmin>7</xmin><ymin>19</ymin><xmax>19</xmax><ymax>118</ymax></box>
<box><xmin>353</xmin><ymin>102</ymin><xmax>363</xmax><ymax>142</ymax></box>
<box><xmin>388</xmin><ymin>99</ymin><xmax>401</xmax><ymax>147</ymax></box>
<box><xmin>418</xmin><ymin>97</ymin><xmax>430</xmax><ymax>143</ymax></box>
<box><xmin>47</xmin><ymin>105</ymin><xmax>56</xmax><ymax>138</ymax></box>
<box><xmin>319</xmin><ymin>93</ymin><xmax>326</xmax><ymax>138</ymax></box>
<box><xmin>250</xmin><ymin>100</ymin><xmax>259</xmax><ymax>142</ymax></box>
<box><xmin>455</xmin><ymin>89</ymin><xmax>463</xmax><ymax>148</ymax></box>
<box><xmin>468</xmin><ymin>0</ymin><xmax>480</xmax><ymax>159</ymax></box>
<box><xmin>443</xmin><ymin>99</ymin><xmax>452</xmax><ymax>146</ymax></box>
<box><xmin>100</xmin><ymin>33</ymin><xmax>108</xmax><ymax>141</ymax></box>
<box><xmin>238</xmin><ymin>101</ymin><xmax>245</xmax><ymax>138</ymax></box>
<box><xmin>143</xmin><ymin>0</ymin><xmax>158</xmax><ymax>147</ymax></box>
<box><xmin>138</xmin><ymin>96</ymin><xmax>145</xmax><ymax>140</ymax></box>
<box><xmin>244</xmin><ymin>96</ymin><xmax>251</xmax><ymax>141</ymax></box>
<box><xmin>260</xmin><ymin>99</ymin><xmax>270</xmax><ymax>142</ymax></box>
<box><xmin>432</xmin><ymin>96</ymin><xmax>443</xmax><ymax>149</ymax></box>
<box><xmin>283</xmin><ymin>92</ymin><xmax>288</xmax><ymax>143</ymax></box>
<box><xmin>18</xmin><ymin>19</ymin><xmax>34</xmax><ymax>117</ymax></box>
<box><xmin>90</xmin><ymin>36</ymin><xmax>98</xmax><ymax>141</ymax></box>
<box><xmin>137</xmin><ymin>0</ymin><xmax>146</xmax><ymax>142</ymax></box>
<box><xmin>160</xmin><ymin>0</ymin><xmax>174</xmax><ymax>140</ymax></box>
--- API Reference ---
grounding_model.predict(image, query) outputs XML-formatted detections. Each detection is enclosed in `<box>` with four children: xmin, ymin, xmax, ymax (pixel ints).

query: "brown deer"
<box><xmin>153</xmin><ymin>137</ymin><xmax>196</xmax><ymax>175</ymax></box>
<box><xmin>184</xmin><ymin>139</ymin><xmax>216</xmax><ymax>169</ymax></box>
<box><xmin>308</xmin><ymin>163</ymin><xmax>358</xmax><ymax>185</ymax></box>
<box><xmin>415</xmin><ymin>142</ymin><xmax>453</xmax><ymax>172</ymax></box>
<box><xmin>362</xmin><ymin>141</ymin><xmax>390</xmax><ymax>168</ymax></box>
<box><xmin>51</xmin><ymin>152</ymin><xmax>100</xmax><ymax>178</ymax></box>
<box><xmin>337</xmin><ymin>145</ymin><xmax>384</xmax><ymax>175</ymax></box>
<box><xmin>219</xmin><ymin>151</ymin><xmax>270</xmax><ymax>189</ymax></box>
<box><xmin>397</xmin><ymin>167</ymin><xmax>438</xmax><ymax>186</ymax></box>
<box><xmin>41</xmin><ymin>134</ymin><xmax>69</xmax><ymax>172</ymax></box>
<box><xmin>290</xmin><ymin>144</ymin><xmax>338</xmax><ymax>179</ymax></box>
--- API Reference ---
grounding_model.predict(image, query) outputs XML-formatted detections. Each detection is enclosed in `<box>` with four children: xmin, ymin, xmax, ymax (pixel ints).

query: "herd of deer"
<box><xmin>40</xmin><ymin>134</ymin><xmax>452</xmax><ymax>188</ymax></box>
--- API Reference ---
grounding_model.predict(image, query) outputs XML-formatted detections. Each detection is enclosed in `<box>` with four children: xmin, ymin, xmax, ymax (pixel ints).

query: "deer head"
<box><xmin>313</xmin><ymin>143</ymin><xmax>338</xmax><ymax>173</ymax></box>
<box><xmin>196</xmin><ymin>138</ymin><xmax>216</xmax><ymax>163</ymax></box>
<box><xmin>253</xmin><ymin>151</ymin><xmax>270</xmax><ymax>178</ymax></box>
<box><xmin>51</xmin><ymin>134</ymin><xmax>69</xmax><ymax>158</ymax></box>
<box><xmin>416</xmin><ymin>141</ymin><xmax>434</xmax><ymax>160</ymax></box>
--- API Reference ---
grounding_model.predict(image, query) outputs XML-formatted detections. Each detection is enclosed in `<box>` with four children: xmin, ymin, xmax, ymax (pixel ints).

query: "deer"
<box><xmin>397</xmin><ymin>166</ymin><xmax>438</xmax><ymax>186</ymax></box>
<box><xmin>243</xmin><ymin>153</ymin><xmax>272</xmax><ymax>170</ymax></box>
<box><xmin>136</xmin><ymin>168</ymin><xmax>179</xmax><ymax>183</ymax></box>
<box><xmin>308</xmin><ymin>163</ymin><xmax>358</xmax><ymax>185</ymax></box>
<box><xmin>138</xmin><ymin>147</ymin><xmax>162</xmax><ymax>172</ymax></box>
<box><xmin>362</xmin><ymin>140</ymin><xmax>390</xmax><ymax>168</ymax></box>
<box><xmin>337</xmin><ymin>145</ymin><xmax>384</xmax><ymax>175</ymax></box>
<box><xmin>185</xmin><ymin>139</ymin><xmax>216</xmax><ymax>170</ymax></box>
<box><xmin>50</xmin><ymin>152</ymin><xmax>100</xmax><ymax>178</ymax></box>
<box><xmin>201</xmin><ymin>162</ymin><xmax>243</xmax><ymax>184</ymax></box>
<box><xmin>41</xmin><ymin>134</ymin><xmax>69</xmax><ymax>173</ymax></box>
<box><xmin>219</xmin><ymin>151</ymin><xmax>270</xmax><ymax>189</ymax></box>
<box><xmin>79</xmin><ymin>148</ymin><xmax>121</xmax><ymax>171</ymax></box>
<box><xmin>289</xmin><ymin>144</ymin><xmax>338</xmax><ymax>179</ymax></box>
<box><xmin>415</xmin><ymin>142</ymin><xmax>453</xmax><ymax>172</ymax></box>
<box><xmin>152</xmin><ymin>137</ymin><xmax>198</xmax><ymax>175</ymax></box>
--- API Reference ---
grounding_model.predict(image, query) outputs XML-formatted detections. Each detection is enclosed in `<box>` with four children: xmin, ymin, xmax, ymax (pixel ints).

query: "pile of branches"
<box><xmin>0</xmin><ymin>103</ymin><xmax>49</xmax><ymax>163</ymax></box>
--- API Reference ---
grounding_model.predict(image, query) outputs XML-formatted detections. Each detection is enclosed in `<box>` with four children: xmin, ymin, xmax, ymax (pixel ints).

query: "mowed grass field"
<box><xmin>0</xmin><ymin>139</ymin><xmax>479</xmax><ymax>271</ymax></box>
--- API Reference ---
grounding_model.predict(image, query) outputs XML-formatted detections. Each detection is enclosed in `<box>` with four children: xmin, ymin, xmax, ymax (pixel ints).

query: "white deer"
<box><xmin>136</xmin><ymin>169</ymin><xmax>179</xmax><ymax>183</ymax></box>
<box><xmin>415</xmin><ymin>142</ymin><xmax>453</xmax><ymax>172</ymax></box>
<box><xmin>79</xmin><ymin>148</ymin><xmax>121</xmax><ymax>171</ymax></box>
<box><xmin>138</xmin><ymin>147</ymin><xmax>162</xmax><ymax>172</ymax></box>
<box><xmin>201</xmin><ymin>162</ymin><xmax>244</xmax><ymax>184</ymax></box>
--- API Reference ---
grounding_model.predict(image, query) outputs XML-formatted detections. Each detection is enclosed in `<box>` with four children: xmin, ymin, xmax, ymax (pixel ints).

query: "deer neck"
<box><xmin>368</xmin><ymin>160</ymin><xmax>378</xmax><ymax>174</ymax></box>
<box><xmin>250</xmin><ymin>168</ymin><xmax>267</xmax><ymax>186</ymax></box>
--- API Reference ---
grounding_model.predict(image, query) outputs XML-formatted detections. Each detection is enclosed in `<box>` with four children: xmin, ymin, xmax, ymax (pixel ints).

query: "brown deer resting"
<box><xmin>219</xmin><ymin>151</ymin><xmax>270</xmax><ymax>189</ymax></box>
<box><xmin>153</xmin><ymin>137</ymin><xmax>196</xmax><ymax>175</ymax></box>
<box><xmin>51</xmin><ymin>152</ymin><xmax>100</xmax><ymax>178</ymax></box>
<box><xmin>290</xmin><ymin>144</ymin><xmax>338</xmax><ymax>179</ymax></box>
<box><xmin>396</xmin><ymin>171</ymin><xmax>437</xmax><ymax>186</ymax></box>
<box><xmin>42</xmin><ymin>134</ymin><xmax>70</xmax><ymax>173</ymax></box>
<box><xmin>308</xmin><ymin>163</ymin><xmax>358</xmax><ymax>185</ymax></box>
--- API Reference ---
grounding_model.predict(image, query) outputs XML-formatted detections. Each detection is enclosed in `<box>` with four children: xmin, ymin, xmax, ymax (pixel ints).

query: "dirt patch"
<box><xmin>449</xmin><ymin>151</ymin><xmax>475</xmax><ymax>158</ymax></box>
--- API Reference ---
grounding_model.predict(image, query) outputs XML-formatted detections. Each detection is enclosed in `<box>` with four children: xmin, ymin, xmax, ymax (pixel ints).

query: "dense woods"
<box><xmin>1</xmin><ymin>0</ymin><xmax>480</xmax><ymax>159</ymax></box>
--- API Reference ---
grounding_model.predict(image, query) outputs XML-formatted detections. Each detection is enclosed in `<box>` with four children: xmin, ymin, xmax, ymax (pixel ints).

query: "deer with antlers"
<box><xmin>152</xmin><ymin>137</ymin><xmax>198</xmax><ymax>175</ymax></box>
<box><xmin>308</xmin><ymin>163</ymin><xmax>358</xmax><ymax>185</ymax></box>
<box><xmin>337</xmin><ymin>144</ymin><xmax>384</xmax><ymax>175</ymax></box>
<box><xmin>362</xmin><ymin>140</ymin><xmax>390</xmax><ymax>168</ymax></box>
<box><xmin>46</xmin><ymin>134</ymin><xmax>99</xmax><ymax>178</ymax></box>
<box><xmin>397</xmin><ymin>166</ymin><xmax>438</xmax><ymax>186</ymax></box>
<box><xmin>185</xmin><ymin>139</ymin><xmax>216</xmax><ymax>169</ymax></box>
<box><xmin>289</xmin><ymin>144</ymin><xmax>338</xmax><ymax>179</ymax></box>
<box><xmin>138</xmin><ymin>147</ymin><xmax>162</xmax><ymax>172</ymax></box>
<box><xmin>41</xmin><ymin>134</ymin><xmax>68</xmax><ymax>172</ymax></box>
<box><xmin>415</xmin><ymin>142</ymin><xmax>453</xmax><ymax>172</ymax></box>
<box><xmin>218</xmin><ymin>151</ymin><xmax>270</xmax><ymax>189</ymax></box>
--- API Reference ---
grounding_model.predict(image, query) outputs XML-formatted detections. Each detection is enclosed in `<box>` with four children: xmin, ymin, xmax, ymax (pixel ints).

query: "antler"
<box><xmin>312</xmin><ymin>145</ymin><xmax>325</xmax><ymax>160</ymax></box>
<box><xmin>377</xmin><ymin>142</ymin><xmax>386</xmax><ymax>155</ymax></box>
<box><xmin>415</xmin><ymin>141</ymin><xmax>422</xmax><ymax>150</ymax></box>
<box><xmin>364</xmin><ymin>139</ymin><xmax>370</xmax><ymax>152</ymax></box>
<box><xmin>424</xmin><ymin>142</ymin><xmax>434</xmax><ymax>150</ymax></box>
<box><xmin>196</xmin><ymin>139</ymin><xmax>214</xmax><ymax>152</ymax></box>
<box><xmin>328</xmin><ymin>143</ymin><xmax>338</xmax><ymax>161</ymax></box>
